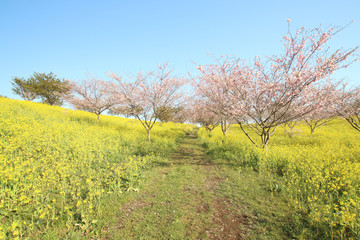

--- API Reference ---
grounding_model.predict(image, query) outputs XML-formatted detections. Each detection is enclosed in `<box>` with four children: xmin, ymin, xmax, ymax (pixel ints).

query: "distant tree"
<box><xmin>172</xmin><ymin>106</ymin><xmax>190</xmax><ymax>124</ymax></box>
<box><xmin>109</xmin><ymin>63</ymin><xmax>187</xmax><ymax>142</ymax></box>
<box><xmin>67</xmin><ymin>76</ymin><xmax>118</xmax><ymax>121</ymax></box>
<box><xmin>11</xmin><ymin>77</ymin><xmax>37</xmax><ymax>101</ymax></box>
<box><xmin>302</xmin><ymin>80</ymin><xmax>341</xmax><ymax>134</ymax></box>
<box><xmin>155</xmin><ymin>105</ymin><xmax>190</xmax><ymax>123</ymax></box>
<box><xmin>191</xmin><ymin>100</ymin><xmax>220</xmax><ymax>132</ymax></box>
<box><xmin>336</xmin><ymin>87</ymin><xmax>360</xmax><ymax>132</ymax></box>
<box><xmin>11</xmin><ymin>72</ymin><xmax>70</xmax><ymax>105</ymax></box>
<box><xmin>156</xmin><ymin>105</ymin><xmax>177</xmax><ymax>123</ymax></box>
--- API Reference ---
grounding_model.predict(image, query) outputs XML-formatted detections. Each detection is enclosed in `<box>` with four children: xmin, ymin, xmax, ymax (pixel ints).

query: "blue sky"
<box><xmin>1</xmin><ymin>0</ymin><xmax>359</xmax><ymax>99</ymax></box>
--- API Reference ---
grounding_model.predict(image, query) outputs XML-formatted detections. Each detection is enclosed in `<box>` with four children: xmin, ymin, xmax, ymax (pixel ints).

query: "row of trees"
<box><xmin>11</xmin><ymin>23</ymin><xmax>360</xmax><ymax>146</ymax></box>
<box><xmin>12</xmin><ymin>64</ymin><xmax>189</xmax><ymax>142</ymax></box>
<box><xmin>193</xmin><ymin>24</ymin><xmax>359</xmax><ymax>148</ymax></box>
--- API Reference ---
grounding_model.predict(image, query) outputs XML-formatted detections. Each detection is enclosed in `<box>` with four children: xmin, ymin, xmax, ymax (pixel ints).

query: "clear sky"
<box><xmin>1</xmin><ymin>0</ymin><xmax>359</xmax><ymax>99</ymax></box>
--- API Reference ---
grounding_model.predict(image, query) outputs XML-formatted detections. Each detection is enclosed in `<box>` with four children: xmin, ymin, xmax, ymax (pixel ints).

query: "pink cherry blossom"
<box><xmin>108</xmin><ymin>63</ymin><xmax>188</xmax><ymax>142</ymax></box>
<box><xmin>67</xmin><ymin>76</ymin><xmax>118</xmax><ymax>121</ymax></box>
<box><xmin>194</xmin><ymin>24</ymin><xmax>358</xmax><ymax>148</ymax></box>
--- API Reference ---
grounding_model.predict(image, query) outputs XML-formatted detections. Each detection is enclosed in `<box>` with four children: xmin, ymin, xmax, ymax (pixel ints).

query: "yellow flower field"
<box><xmin>199</xmin><ymin>120</ymin><xmax>360</xmax><ymax>238</ymax></box>
<box><xmin>0</xmin><ymin>97</ymin><xmax>192</xmax><ymax>238</ymax></box>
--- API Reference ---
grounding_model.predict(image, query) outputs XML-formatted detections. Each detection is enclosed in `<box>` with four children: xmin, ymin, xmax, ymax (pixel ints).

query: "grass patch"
<box><xmin>97</xmin><ymin>130</ymin><xmax>309</xmax><ymax>239</ymax></box>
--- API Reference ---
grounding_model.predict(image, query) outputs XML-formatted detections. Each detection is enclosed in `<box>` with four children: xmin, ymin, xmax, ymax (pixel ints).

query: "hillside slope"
<box><xmin>0</xmin><ymin>98</ymin><xmax>191</xmax><ymax>238</ymax></box>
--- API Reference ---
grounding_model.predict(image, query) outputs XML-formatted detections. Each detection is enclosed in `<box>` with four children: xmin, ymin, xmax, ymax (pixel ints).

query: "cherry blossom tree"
<box><xmin>302</xmin><ymin>80</ymin><xmax>342</xmax><ymax>134</ymax></box>
<box><xmin>67</xmin><ymin>76</ymin><xmax>118</xmax><ymax>121</ymax></box>
<box><xmin>234</xmin><ymin>24</ymin><xmax>357</xmax><ymax>147</ymax></box>
<box><xmin>196</xmin><ymin>24</ymin><xmax>358</xmax><ymax>148</ymax></box>
<box><xmin>230</xmin><ymin>24</ymin><xmax>357</xmax><ymax>147</ymax></box>
<box><xmin>191</xmin><ymin>100</ymin><xmax>220</xmax><ymax>132</ymax></box>
<box><xmin>194</xmin><ymin>56</ymin><xmax>239</xmax><ymax>138</ymax></box>
<box><xmin>336</xmin><ymin>87</ymin><xmax>360</xmax><ymax>132</ymax></box>
<box><xmin>109</xmin><ymin>63</ymin><xmax>187</xmax><ymax>142</ymax></box>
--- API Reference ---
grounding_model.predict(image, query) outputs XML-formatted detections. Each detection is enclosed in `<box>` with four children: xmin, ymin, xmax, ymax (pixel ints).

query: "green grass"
<box><xmin>93</xmin><ymin>130</ymin><xmax>306</xmax><ymax>239</ymax></box>
<box><xmin>199</xmin><ymin>120</ymin><xmax>360</xmax><ymax>239</ymax></box>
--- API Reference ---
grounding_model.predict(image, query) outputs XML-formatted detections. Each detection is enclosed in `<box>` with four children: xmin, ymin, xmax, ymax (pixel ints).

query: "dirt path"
<box><xmin>169</xmin><ymin>131</ymin><xmax>250</xmax><ymax>239</ymax></box>
<box><xmin>103</xmin><ymin>130</ymin><xmax>293</xmax><ymax>239</ymax></box>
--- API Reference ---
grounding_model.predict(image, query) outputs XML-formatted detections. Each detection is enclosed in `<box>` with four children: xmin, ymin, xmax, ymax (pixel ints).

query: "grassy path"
<box><xmin>102</xmin><ymin>130</ymin><xmax>296</xmax><ymax>239</ymax></box>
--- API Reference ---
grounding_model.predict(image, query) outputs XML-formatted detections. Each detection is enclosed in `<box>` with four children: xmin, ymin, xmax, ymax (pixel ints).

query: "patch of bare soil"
<box><xmin>198</xmin><ymin>167</ymin><xmax>252</xmax><ymax>240</ymax></box>
<box><xmin>209</xmin><ymin>197</ymin><xmax>251</xmax><ymax>240</ymax></box>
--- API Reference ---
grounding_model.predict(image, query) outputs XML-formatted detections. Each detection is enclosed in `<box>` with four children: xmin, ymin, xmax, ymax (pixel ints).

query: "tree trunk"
<box><xmin>147</xmin><ymin>129</ymin><xmax>151</xmax><ymax>142</ymax></box>
<box><xmin>261</xmin><ymin>130</ymin><xmax>270</xmax><ymax>149</ymax></box>
<box><xmin>221</xmin><ymin>120</ymin><xmax>228</xmax><ymax>137</ymax></box>
<box><xmin>221</xmin><ymin>121</ymin><xmax>228</xmax><ymax>142</ymax></box>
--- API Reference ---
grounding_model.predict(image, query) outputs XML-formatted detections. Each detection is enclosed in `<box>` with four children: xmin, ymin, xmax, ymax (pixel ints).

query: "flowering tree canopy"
<box><xmin>109</xmin><ymin>63</ymin><xmax>188</xmax><ymax>142</ymax></box>
<box><xmin>230</xmin><ymin>25</ymin><xmax>357</xmax><ymax>147</ymax></box>
<box><xmin>195</xmin><ymin>24</ymin><xmax>358</xmax><ymax>148</ymax></box>
<box><xmin>194</xmin><ymin>56</ymin><xmax>239</xmax><ymax>137</ymax></box>
<box><xmin>67</xmin><ymin>76</ymin><xmax>118</xmax><ymax>120</ymax></box>
<box><xmin>302</xmin><ymin>79</ymin><xmax>343</xmax><ymax>134</ymax></box>
<box><xmin>336</xmin><ymin>87</ymin><xmax>360</xmax><ymax>132</ymax></box>
<box><xmin>191</xmin><ymin>99</ymin><xmax>221</xmax><ymax>132</ymax></box>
